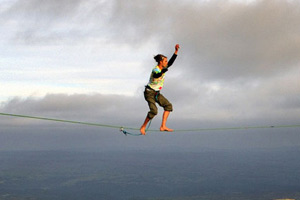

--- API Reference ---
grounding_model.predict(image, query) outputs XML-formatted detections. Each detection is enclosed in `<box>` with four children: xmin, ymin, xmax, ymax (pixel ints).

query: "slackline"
<box><xmin>1</xmin><ymin>112</ymin><xmax>300</xmax><ymax>135</ymax></box>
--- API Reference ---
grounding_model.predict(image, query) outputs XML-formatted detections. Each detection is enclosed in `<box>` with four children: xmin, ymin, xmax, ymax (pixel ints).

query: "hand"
<box><xmin>175</xmin><ymin>44</ymin><xmax>180</xmax><ymax>54</ymax></box>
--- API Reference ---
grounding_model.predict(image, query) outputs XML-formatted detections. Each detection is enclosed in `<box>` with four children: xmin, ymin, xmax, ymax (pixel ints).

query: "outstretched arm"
<box><xmin>153</xmin><ymin>44</ymin><xmax>180</xmax><ymax>78</ymax></box>
<box><xmin>167</xmin><ymin>44</ymin><xmax>180</xmax><ymax>68</ymax></box>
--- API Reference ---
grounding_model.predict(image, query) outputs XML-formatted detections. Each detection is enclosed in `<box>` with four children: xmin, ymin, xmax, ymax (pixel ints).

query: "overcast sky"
<box><xmin>1</xmin><ymin>0</ymin><xmax>300</xmax><ymax>151</ymax></box>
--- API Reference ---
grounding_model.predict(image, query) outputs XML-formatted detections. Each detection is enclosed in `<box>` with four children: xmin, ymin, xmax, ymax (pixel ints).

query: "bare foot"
<box><xmin>160</xmin><ymin>126</ymin><xmax>174</xmax><ymax>132</ymax></box>
<box><xmin>140</xmin><ymin>126</ymin><xmax>146</xmax><ymax>135</ymax></box>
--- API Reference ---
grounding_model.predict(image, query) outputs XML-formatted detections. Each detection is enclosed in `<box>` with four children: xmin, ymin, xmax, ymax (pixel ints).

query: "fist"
<box><xmin>175</xmin><ymin>44</ymin><xmax>180</xmax><ymax>51</ymax></box>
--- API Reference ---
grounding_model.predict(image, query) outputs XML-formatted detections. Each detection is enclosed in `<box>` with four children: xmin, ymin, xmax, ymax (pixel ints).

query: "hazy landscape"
<box><xmin>1</xmin><ymin>147</ymin><xmax>300</xmax><ymax>200</ymax></box>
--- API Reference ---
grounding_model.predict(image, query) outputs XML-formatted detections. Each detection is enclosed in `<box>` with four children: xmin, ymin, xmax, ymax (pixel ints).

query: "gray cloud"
<box><xmin>1</xmin><ymin>70</ymin><xmax>299</xmax><ymax>130</ymax></box>
<box><xmin>166</xmin><ymin>75</ymin><xmax>300</xmax><ymax>125</ymax></box>
<box><xmin>111</xmin><ymin>0</ymin><xmax>298</xmax><ymax>82</ymax></box>
<box><xmin>1</xmin><ymin>0</ymin><xmax>110</xmax><ymax>44</ymax></box>
<box><xmin>3</xmin><ymin>0</ymin><xmax>300</xmax><ymax>79</ymax></box>
<box><xmin>103</xmin><ymin>0</ymin><xmax>300</xmax><ymax>80</ymax></box>
<box><xmin>157</xmin><ymin>0</ymin><xmax>300</xmax><ymax>81</ymax></box>
<box><xmin>0</xmin><ymin>93</ymin><xmax>145</xmax><ymax>127</ymax></box>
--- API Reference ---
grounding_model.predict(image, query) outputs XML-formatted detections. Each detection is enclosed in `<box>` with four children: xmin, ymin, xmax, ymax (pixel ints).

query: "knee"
<box><xmin>148</xmin><ymin>109</ymin><xmax>158</xmax><ymax>119</ymax></box>
<box><xmin>164</xmin><ymin>103</ymin><xmax>173</xmax><ymax>112</ymax></box>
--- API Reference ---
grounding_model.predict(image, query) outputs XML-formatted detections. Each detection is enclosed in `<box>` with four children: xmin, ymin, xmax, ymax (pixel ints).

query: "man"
<box><xmin>140</xmin><ymin>44</ymin><xmax>180</xmax><ymax>135</ymax></box>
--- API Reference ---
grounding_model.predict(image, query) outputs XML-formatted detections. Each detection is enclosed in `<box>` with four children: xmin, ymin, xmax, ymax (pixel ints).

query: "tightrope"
<box><xmin>1</xmin><ymin>112</ymin><xmax>300</xmax><ymax>136</ymax></box>
<box><xmin>172</xmin><ymin>124</ymin><xmax>300</xmax><ymax>132</ymax></box>
<box><xmin>0</xmin><ymin>112</ymin><xmax>140</xmax><ymax>131</ymax></box>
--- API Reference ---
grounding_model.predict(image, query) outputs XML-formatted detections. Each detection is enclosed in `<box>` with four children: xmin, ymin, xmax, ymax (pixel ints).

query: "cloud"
<box><xmin>1</xmin><ymin>65</ymin><xmax>299</xmax><ymax>130</ymax></box>
<box><xmin>3</xmin><ymin>0</ymin><xmax>300</xmax><ymax>80</ymax></box>
<box><xmin>163</xmin><ymin>65</ymin><xmax>300</xmax><ymax>125</ymax></box>
<box><xmin>87</xmin><ymin>0</ymin><xmax>300</xmax><ymax>81</ymax></box>
<box><xmin>0</xmin><ymin>93</ymin><xmax>146</xmax><ymax>126</ymax></box>
<box><xmin>159</xmin><ymin>0</ymin><xmax>300</xmax><ymax>81</ymax></box>
<box><xmin>0</xmin><ymin>0</ymin><xmax>110</xmax><ymax>44</ymax></box>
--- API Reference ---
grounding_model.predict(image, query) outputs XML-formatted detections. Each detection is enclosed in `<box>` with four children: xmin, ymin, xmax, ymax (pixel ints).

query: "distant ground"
<box><xmin>1</xmin><ymin>148</ymin><xmax>300</xmax><ymax>200</ymax></box>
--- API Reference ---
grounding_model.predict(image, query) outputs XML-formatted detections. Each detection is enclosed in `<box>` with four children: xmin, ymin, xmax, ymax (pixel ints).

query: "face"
<box><xmin>161</xmin><ymin>57</ymin><xmax>168</xmax><ymax>68</ymax></box>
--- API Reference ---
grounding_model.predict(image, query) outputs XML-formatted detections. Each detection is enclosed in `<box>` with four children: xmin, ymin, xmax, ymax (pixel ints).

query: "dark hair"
<box><xmin>154</xmin><ymin>54</ymin><xmax>167</xmax><ymax>63</ymax></box>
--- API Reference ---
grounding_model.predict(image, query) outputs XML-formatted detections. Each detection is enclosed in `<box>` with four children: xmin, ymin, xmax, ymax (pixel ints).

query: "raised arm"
<box><xmin>167</xmin><ymin>44</ymin><xmax>180</xmax><ymax>68</ymax></box>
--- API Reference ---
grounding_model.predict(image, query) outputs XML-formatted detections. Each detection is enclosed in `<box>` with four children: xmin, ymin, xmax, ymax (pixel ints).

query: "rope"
<box><xmin>173</xmin><ymin>124</ymin><xmax>300</xmax><ymax>132</ymax></box>
<box><xmin>0</xmin><ymin>112</ymin><xmax>140</xmax><ymax>131</ymax></box>
<box><xmin>1</xmin><ymin>112</ymin><xmax>300</xmax><ymax>136</ymax></box>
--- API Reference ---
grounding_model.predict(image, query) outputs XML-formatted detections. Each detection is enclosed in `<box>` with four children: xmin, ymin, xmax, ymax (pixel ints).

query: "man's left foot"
<box><xmin>160</xmin><ymin>126</ymin><xmax>173</xmax><ymax>132</ymax></box>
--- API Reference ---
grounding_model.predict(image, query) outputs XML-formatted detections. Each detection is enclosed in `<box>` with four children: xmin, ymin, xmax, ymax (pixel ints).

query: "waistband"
<box><xmin>145</xmin><ymin>85</ymin><xmax>159</xmax><ymax>92</ymax></box>
<box><xmin>145</xmin><ymin>85</ymin><xmax>153</xmax><ymax>90</ymax></box>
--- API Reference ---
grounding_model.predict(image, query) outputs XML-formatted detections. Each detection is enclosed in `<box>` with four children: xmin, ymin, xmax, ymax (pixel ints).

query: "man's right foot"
<box><xmin>140</xmin><ymin>127</ymin><xmax>146</xmax><ymax>135</ymax></box>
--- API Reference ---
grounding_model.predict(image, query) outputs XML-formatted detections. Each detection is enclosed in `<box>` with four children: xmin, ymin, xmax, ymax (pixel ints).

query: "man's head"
<box><xmin>154</xmin><ymin>54</ymin><xmax>168</xmax><ymax>68</ymax></box>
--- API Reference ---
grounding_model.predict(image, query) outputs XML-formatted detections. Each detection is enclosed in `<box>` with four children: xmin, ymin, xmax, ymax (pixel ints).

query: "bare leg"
<box><xmin>160</xmin><ymin>111</ymin><xmax>173</xmax><ymax>132</ymax></box>
<box><xmin>140</xmin><ymin>116</ymin><xmax>151</xmax><ymax>135</ymax></box>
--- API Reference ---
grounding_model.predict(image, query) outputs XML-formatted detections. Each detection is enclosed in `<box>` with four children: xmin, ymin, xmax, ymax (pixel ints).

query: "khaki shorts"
<box><xmin>144</xmin><ymin>88</ymin><xmax>173</xmax><ymax>119</ymax></box>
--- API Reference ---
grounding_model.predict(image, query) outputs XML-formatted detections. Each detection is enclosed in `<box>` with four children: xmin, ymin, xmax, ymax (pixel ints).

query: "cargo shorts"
<box><xmin>144</xmin><ymin>87</ymin><xmax>173</xmax><ymax>119</ymax></box>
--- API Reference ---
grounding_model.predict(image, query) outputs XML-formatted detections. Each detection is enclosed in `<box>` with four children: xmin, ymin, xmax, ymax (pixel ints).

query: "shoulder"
<box><xmin>152</xmin><ymin>66</ymin><xmax>161</xmax><ymax>74</ymax></box>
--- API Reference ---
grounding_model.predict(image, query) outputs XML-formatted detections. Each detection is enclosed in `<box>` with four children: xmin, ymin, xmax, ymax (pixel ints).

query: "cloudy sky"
<box><xmin>1</xmin><ymin>0</ymin><xmax>300</xmax><ymax>151</ymax></box>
